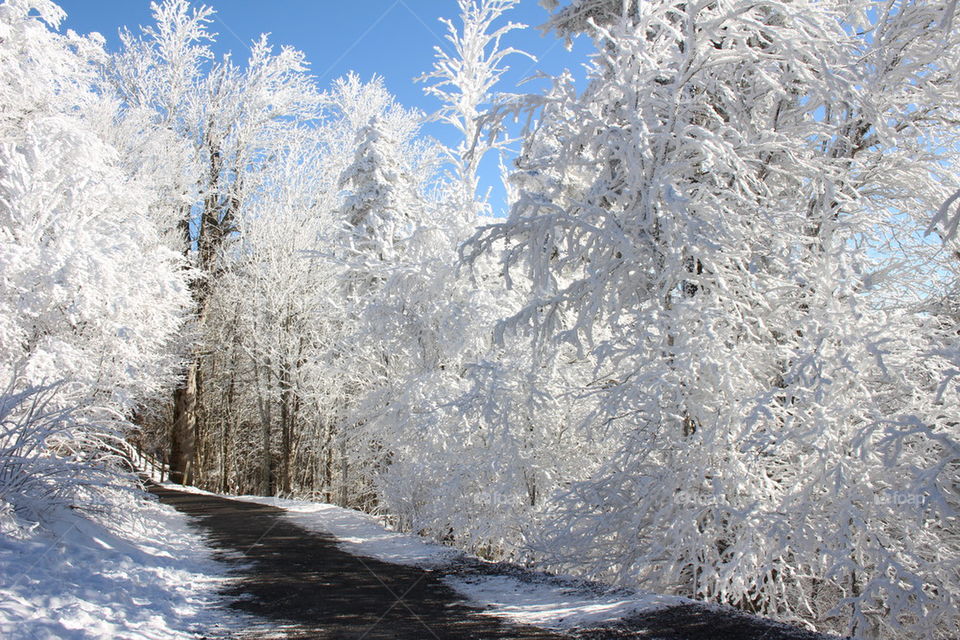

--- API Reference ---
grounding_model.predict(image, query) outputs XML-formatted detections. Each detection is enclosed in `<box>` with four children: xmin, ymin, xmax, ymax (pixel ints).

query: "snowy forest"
<box><xmin>2</xmin><ymin>0</ymin><xmax>959</xmax><ymax>638</ymax></box>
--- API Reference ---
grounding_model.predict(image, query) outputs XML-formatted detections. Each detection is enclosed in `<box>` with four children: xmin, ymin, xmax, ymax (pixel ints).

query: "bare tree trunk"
<box><xmin>338</xmin><ymin>430</ymin><xmax>348</xmax><ymax>507</ymax></box>
<box><xmin>260</xmin><ymin>410</ymin><xmax>271</xmax><ymax>496</ymax></box>
<box><xmin>170</xmin><ymin>360</ymin><xmax>199</xmax><ymax>484</ymax></box>
<box><xmin>255</xmin><ymin>357</ymin><xmax>273</xmax><ymax>496</ymax></box>
<box><xmin>221</xmin><ymin>368</ymin><xmax>235</xmax><ymax>493</ymax></box>
<box><xmin>322</xmin><ymin>414</ymin><xmax>334</xmax><ymax>503</ymax></box>
<box><xmin>279</xmin><ymin>362</ymin><xmax>292</xmax><ymax>495</ymax></box>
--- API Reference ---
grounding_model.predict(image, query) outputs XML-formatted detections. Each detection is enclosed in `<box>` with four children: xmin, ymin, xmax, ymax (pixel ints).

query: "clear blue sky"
<box><xmin>56</xmin><ymin>0</ymin><xmax>593</xmax><ymax>214</ymax></box>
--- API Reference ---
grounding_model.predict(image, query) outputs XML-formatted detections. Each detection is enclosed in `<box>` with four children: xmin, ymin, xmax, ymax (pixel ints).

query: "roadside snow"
<box><xmin>445</xmin><ymin>574</ymin><xmax>682</xmax><ymax>629</ymax></box>
<box><xmin>237</xmin><ymin>495</ymin><xmax>462</xmax><ymax>569</ymax></box>
<box><xmin>0</xmin><ymin>492</ymin><xmax>244</xmax><ymax>640</ymax></box>
<box><xmin>176</xmin><ymin>487</ymin><xmax>688</xmax><ymax>631</ymax></box>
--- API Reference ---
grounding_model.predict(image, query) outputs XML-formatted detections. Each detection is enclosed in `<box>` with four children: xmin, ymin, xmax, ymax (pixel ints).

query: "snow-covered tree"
<box><xmin>339</xmin><ymin>116</ymin><xmax>423</xmax><ymax>265</ymax></box>
<box><xmin>362</xmin><ymin>0</ymin><xmax>600</xmax><ymax>558</ymax></box>
<box><xmin>0</xmin><ymin>0</ymin><xmax>190</xmax><ymax>524</ymax></box>
<box><xmin>419</xmin><ymin>0</ymin><xmax>532</xmax><ymax>217</ymax></box>
<box><xmin>0</xmin><ymin>0</ymin><xmax>190</xmax><ymax>408</ymax></box>
<box><xmin>465</xmin><ymin>1</ymin><xmax>960</xmax><ymax>637</ymax></box>
<box><xmin>198</xmin><ymin>130</ymin><xmax>345</xmax><ymax>496</ymax></box>
<box><xmin>109</xmin><ymin>0</ymin><xmax>323</xmax><ymax>483</ymax></box>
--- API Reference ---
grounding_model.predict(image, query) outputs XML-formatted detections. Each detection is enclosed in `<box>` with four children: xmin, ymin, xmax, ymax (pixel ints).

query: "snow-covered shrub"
<box><xmin>0</xmin><ymin>381</ymin><xmax>129</xmax><ymax>527</ymax></box>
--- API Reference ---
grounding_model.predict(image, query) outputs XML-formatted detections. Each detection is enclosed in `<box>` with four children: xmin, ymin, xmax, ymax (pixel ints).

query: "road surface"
<box><xmin>152</xmin><ymin>485</ymin><xmax>838</xmax><ymax>640</ymax></box>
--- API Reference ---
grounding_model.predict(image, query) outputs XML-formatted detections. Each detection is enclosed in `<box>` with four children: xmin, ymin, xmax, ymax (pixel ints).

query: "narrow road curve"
<box><xmin>151</xmin><ymin>485</ymin><xmax>565</xmax><ymax>639</ymax></box>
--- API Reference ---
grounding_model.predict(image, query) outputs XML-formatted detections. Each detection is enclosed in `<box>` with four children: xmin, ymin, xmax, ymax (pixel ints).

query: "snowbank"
<box><xmin>0</xmin><ymin>493</ymin><xmax>244</xmax><ymax>640</ymax></box>
<box><xmin>444</xmin><ymin>574</ymin><xmax>683</xmax><ymax>629</ymax></box>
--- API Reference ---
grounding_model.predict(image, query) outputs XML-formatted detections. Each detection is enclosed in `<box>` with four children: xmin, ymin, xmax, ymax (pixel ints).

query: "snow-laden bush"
<box><xmin>0</xmin><ymin>381</ymin><xmax>130</xmax><ymax>528</ymax></box>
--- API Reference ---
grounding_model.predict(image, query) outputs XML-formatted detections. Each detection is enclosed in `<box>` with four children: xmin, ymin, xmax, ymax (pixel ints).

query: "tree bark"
<box><xmin>170</xmin><ymin>359</ymin><xmax>199</xmax><ymax>484</ymax></box>
<box><xmin>279</xmin><ymin>362</ymin><xmax>292</xmax><ymax>495</ymax></box>
<box><xmin>255</xmin><ymin>356</ymin><xmax>273</xmax><ymax>496</ymax></box>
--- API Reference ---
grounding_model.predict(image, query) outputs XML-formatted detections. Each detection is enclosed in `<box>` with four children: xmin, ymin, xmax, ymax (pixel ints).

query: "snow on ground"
<box><xmin>172</xmin><ymin>485</ymin><xmax>687</xmax><ymax>631</ymax></box>
<box><xmin>0</xmin><ymin>491</ymin><xmax>245</xmax><ymax>640</ymax></box>
<box><xmin>443</xmin><ymin>574</ymin><xmax>683</xmax><ymax>630</ymax></box>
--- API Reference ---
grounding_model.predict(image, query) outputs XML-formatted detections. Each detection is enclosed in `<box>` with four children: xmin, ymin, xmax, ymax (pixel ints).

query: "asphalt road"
<box><xmin>151</xmin><ymin>485</ymin><xmax>564</xmax><ymax>639</ymax></box>
<box><xmin>151</xmin><ymin>485</ymin><xmax>839</xmax><ymax>640</ymax></box>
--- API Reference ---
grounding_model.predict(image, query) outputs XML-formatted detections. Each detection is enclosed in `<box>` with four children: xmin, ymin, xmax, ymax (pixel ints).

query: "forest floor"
<box><xmin>153</xmin><ymin>485</ymin><xmax>842</xmax><ymax>640</ymax></box>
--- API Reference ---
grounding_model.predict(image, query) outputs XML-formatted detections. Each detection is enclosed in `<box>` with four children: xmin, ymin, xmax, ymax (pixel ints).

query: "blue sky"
<box><xmin>56</xmin><ymin>0</ymin><xmax>593</xmax><ymax>214</ymax></box>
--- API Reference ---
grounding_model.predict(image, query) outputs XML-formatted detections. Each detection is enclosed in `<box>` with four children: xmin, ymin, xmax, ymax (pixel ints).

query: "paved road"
<box><xmin>151</xmin><ymin>485</ymin><xmax>564</xmax><ymax>639</ymax></box>
<box><xmin>152</xmin><ymin>485</ymin><xmax>838</xmax><ymax>640</ymax></box>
